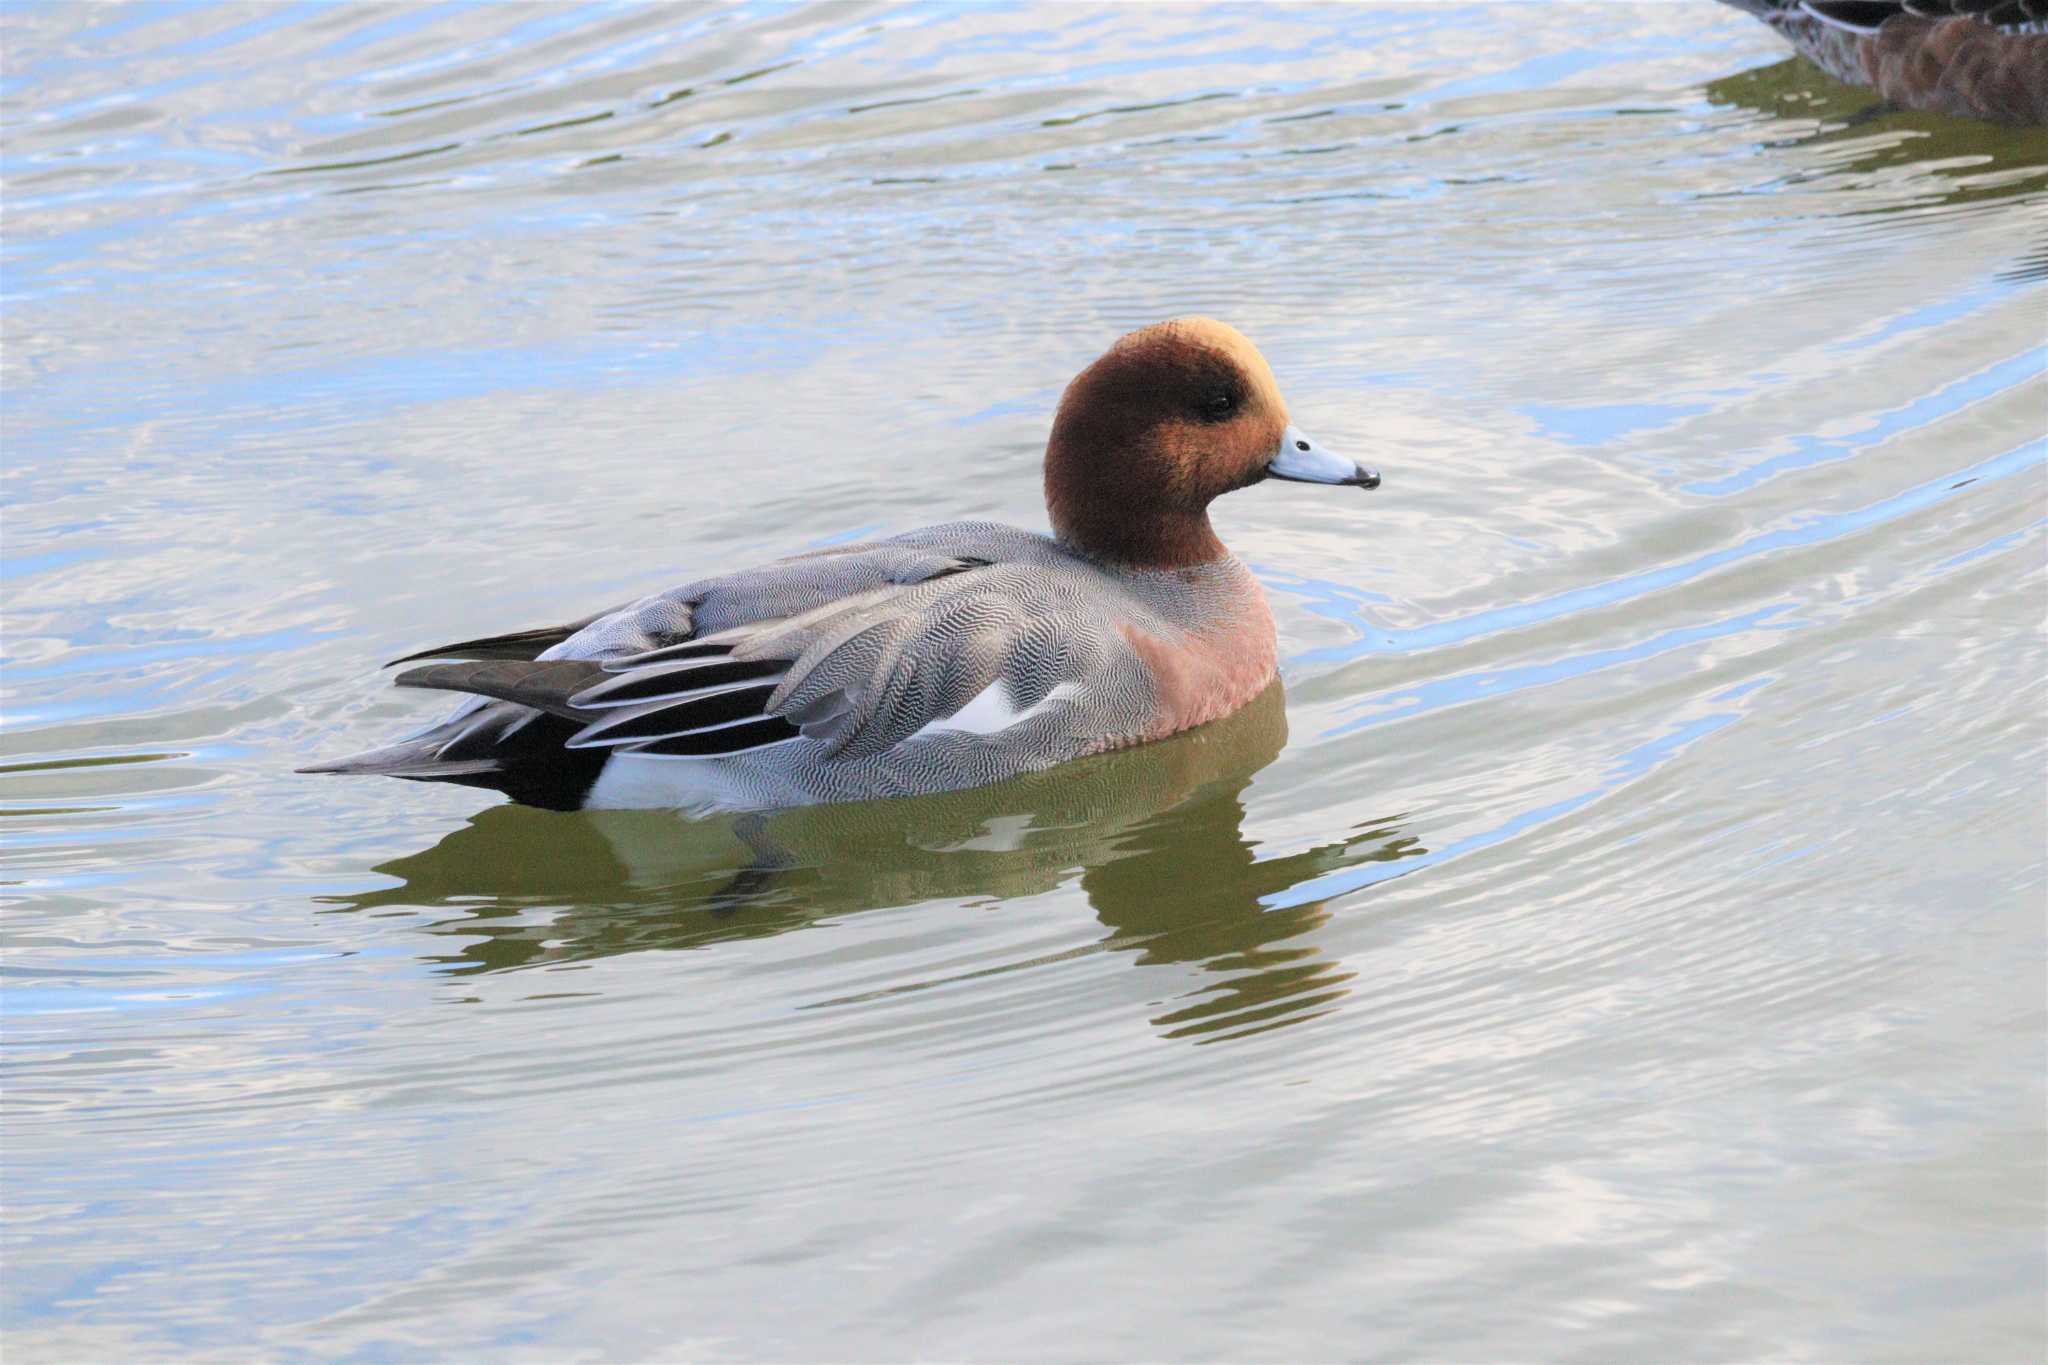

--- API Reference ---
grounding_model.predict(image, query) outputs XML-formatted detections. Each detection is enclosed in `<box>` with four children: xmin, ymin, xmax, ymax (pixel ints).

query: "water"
<box><xmin>5</xmin><ymin>3</ymin><xmax>2045</xmax><ymax>1357</ymax></box>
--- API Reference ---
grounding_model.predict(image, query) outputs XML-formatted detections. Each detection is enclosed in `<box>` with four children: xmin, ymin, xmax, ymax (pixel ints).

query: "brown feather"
<box><xmin>1865</xmin><ymin>16</ymin><xmax>2048</xmax><ymax>123</ymax></box>
<box><xmin>1729</xmin><ymin>1</ymin><xmax>2048</xmax><ymax>123</ymax></box>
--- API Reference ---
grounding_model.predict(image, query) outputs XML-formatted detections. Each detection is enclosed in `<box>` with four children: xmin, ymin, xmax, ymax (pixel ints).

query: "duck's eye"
<box><xmin>1199</xmin><ymin>392</ymin><xmax>1236</xmax><ymax>421</ymax></box>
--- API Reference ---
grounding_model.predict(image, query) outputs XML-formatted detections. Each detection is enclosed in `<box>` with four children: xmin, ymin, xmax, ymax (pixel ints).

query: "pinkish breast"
<box><xmin>1117</xmin><ymin>588</ymin><xmax>1279</xmax><ymax>745</ymax></box>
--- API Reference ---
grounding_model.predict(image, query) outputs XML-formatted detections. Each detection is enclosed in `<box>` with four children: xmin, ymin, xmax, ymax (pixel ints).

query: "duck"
<box><xmin>1716</xmin><ymin>0</ymin><xmax>2048</xmax><ymax>124</ymax></box>
<box><xmin>300</xmin><ymin>318</ymin><xmax>1380</xmax><ymax>812</ymax></box>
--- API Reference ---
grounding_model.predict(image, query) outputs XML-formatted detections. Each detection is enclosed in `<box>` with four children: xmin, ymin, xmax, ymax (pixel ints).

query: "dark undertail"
<box><xmin>300</xmin><ymin>708</ymin><xmax>609</xmax><ymax>811</ymax></box>
<box><xmin>403</xmin><ymin>712</ymin><xmax>609</xmax><ymax>811</ymax></box>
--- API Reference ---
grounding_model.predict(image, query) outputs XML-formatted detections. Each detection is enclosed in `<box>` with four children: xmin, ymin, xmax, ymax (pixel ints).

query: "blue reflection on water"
<box><xmin>1258</xmin><ymin>437</ymin><xmax>2045</xmax><ymax>913</ymax></box>
<box><xmin>1282</xmin><ymin>438</ymin><xmax>2045</xmax><ymax>667</ymax></box>
<box><xmin>1685</xmin><ymin>349</ymin><xmax>2045</xmax><ymax>497</ymax></box>
<box><xmin>1263</xmin><ymin>688</ymin><xmax>1755</xmax><ymax>910</ymax></box>
<box><xmin>13</xmin><ymin>326</ymin><xmax>833</xmax><ymax>439</ymax></box>
<box><xmin>1330</xmin><ymin>601</ymin><xmax>1799</xmax><ymax>736</ymax></box>
<box><xmin>1523</xmin><ymin>399</ymin><xmax>1712</xmax><ymax>447</ymax></box>
<box><xmin>1928</xmin><ymin>520</ymin><xmax>2045</xmax><ymax>574</ymax></box>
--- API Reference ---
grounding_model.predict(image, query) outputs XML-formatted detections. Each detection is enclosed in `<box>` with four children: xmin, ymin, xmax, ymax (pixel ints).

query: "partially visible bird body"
<box><xmin>1719</xmin><ymin>1</ymin><xmax>2048</xmax><ymax>123</ymax></box>
<box><xmin>310</xmin><ymin>524</ymin><xmax>1276</xmax><ymax>813</ymax></box>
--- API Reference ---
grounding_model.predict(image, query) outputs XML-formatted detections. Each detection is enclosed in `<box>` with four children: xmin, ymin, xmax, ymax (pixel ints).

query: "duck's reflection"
<box><xmin>322</xmin><ymin>683</ymin><xmax>1425</xmax><ymax>1041</ymax></box>
<box><xmin>1704</xmin><ymin>57</ymin><xmax>2048</xmax><ymax>219</ymax></box>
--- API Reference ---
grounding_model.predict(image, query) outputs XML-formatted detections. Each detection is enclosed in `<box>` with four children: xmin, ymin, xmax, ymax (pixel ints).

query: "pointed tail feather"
<box><xmin>383</xmin><ymin>616</ymin><xmax>604</xmax><ymax>668</ymax></box>
<box><xmin>294</xmin><ymin>736</ymin><xmax>466</xmax><ymax>777</ymax></box>
<box><xmin>297</xmin><ymin>703</ymin><xmax>607</xmax><ymax>810</ymax></box>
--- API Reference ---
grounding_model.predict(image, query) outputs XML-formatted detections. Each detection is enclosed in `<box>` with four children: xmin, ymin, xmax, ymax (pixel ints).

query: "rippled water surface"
<box><xmin>5</xmin><ymin>2</ymin><xmax>2046</xmax><ymax>1358</ymax></box>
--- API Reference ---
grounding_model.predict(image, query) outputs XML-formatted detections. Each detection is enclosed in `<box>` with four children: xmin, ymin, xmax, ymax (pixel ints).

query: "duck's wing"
<box><xmin>348</xmin><ymin>560</ymin><xmax>1120</xmax><ymax>766</ymax></box>
<box><xmin>386</xmin><ymin>522</ymin><xmax>1035</xmax><ymax>670</ymax></box>
<box><xmin>302</xmin><ymin>526</ymin><xmax>1094</xmax><ymax>791</ymax></box>
<box><xmin>560</xmin><ymin>562</ymin><xmax>1126</xmax><ymax>762</ymax></box>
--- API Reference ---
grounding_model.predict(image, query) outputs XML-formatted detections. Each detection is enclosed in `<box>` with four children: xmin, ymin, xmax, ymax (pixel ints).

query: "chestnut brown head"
<box><xmin>1043</xmin><ymin>318</ymin><xmax>1376</xmax><ymax>568</ymax></box>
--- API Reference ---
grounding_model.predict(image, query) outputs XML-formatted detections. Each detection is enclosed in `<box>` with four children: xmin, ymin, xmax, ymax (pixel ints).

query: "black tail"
<box><xmin>298</xmin><ymin>701</ymin><xmax>610</xmax><ymax>811</ymax></box>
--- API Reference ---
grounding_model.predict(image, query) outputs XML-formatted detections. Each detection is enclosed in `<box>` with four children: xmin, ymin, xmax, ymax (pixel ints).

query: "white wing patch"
<box><xmin>914</xmin><ymin>680</ymin><xmax>1080</xmax><ymax>740</ymax></box>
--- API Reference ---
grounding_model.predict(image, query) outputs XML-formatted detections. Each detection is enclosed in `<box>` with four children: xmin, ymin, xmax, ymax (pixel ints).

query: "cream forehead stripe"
<box><xmin>1116</xmin><ymin>317</ymin><xmax>1289</xmax><ymax>420</ymax></box>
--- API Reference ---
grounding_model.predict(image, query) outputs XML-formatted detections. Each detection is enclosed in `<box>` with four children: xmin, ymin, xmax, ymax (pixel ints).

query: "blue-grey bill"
<box><xmin>1268</xmin><ymin>424</ymin><xmax>1379</xmax><ymax>488</ymax></box>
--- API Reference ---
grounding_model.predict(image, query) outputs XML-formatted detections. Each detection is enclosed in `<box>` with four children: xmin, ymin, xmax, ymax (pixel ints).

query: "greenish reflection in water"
<box><xmin>1703</xmin><ymin>57</ymin><xmax>2048</xmax><ymax>223</ymax></box>
<box><xmin>322</xmin><ymin>684</ymin><xmax>1424</xmax><ymax>1040</ymax></box>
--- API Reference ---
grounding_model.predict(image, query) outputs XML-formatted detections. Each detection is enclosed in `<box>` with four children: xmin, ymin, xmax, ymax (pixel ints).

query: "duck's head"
<box><xmin>1044</xmin><ymin>317</ymin><xmax>1377</xmax><ymax>569</ymax></box>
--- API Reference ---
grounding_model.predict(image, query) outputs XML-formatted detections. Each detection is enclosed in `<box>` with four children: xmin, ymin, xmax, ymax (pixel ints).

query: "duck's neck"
<box><xmin>1050</xmin><ymin>504</ymin><xmax>1228</xmax><ymax>570</ymax></box>
<box><xmin>1044</xmin><ymin>435</ymin><xmax>1230</xmax><ymax>569</ymax></box>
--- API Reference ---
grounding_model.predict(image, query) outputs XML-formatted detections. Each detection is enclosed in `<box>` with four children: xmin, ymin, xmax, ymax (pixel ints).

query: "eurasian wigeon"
<box><xmin>301</xmin><ymin>318</ymin><xmax>1379</xmax><ymax>811</ymax></box>
<box><xmin>1719</xmin><ymin>0</ymin><xmax>2048</xmax><ymax>124</ymax></box>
